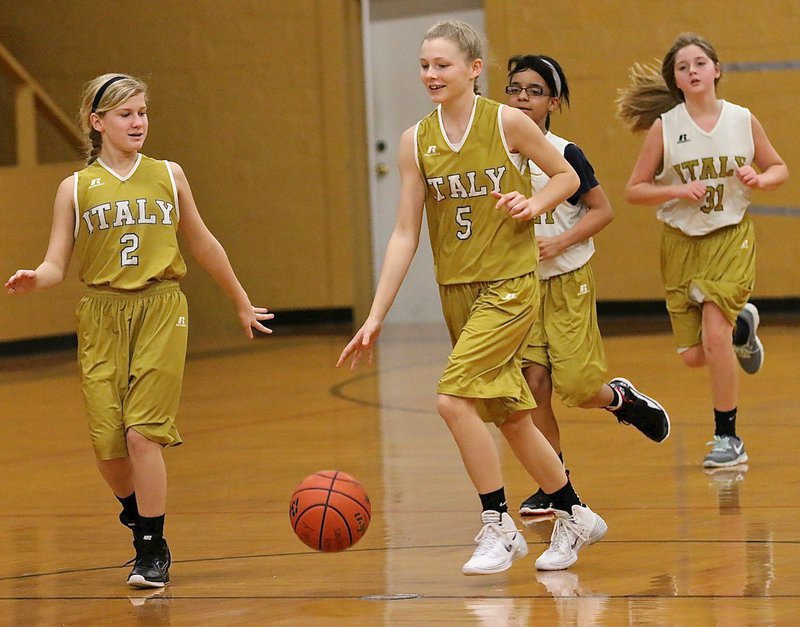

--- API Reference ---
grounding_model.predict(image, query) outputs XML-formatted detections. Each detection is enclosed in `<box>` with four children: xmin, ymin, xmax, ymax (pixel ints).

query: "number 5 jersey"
<box><xmin>415</xmin><ymin>96</ymin><xmax>537</xmax><ymax>285</ymax></box>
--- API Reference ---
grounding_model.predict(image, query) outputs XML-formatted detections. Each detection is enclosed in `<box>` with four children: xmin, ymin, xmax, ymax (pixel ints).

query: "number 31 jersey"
<box><xmin>73</xmin><ymin>154</ymin><xmax>187</xmax><ymax>290</ymax></box>
<box><xmin>656</xmin><ymin>100</ymin><xmax>754</xmax><ymax>236</ymax></box>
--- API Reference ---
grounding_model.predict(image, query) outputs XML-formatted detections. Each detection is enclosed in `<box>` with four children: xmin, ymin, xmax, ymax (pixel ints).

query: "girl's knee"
<box><xmin>680</xmin><ymin>346</ymin><xmax>705</xmax><ymax>368</ymax></box>
<box><xmin>524</xmin><ymin>365</ymin><xmax>552</xmax><ymax>397</ymax></box>
<box><xmin>498</xmin><ymin>412</ymin><xmax>534</xmax><ymax>447</ymax></box>
<box><xmin>436</xmin><ymin>394</ymin><xmax>461</xmax><ymax>421</ymax></box>
<box><xmin>125</xmin><ymin>428</ymin><xmax>159</xmax><ymax>457</ymax></box>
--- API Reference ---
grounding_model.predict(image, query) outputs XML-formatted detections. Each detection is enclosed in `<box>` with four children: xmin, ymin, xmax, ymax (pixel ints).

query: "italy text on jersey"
<box><xmin>426</xmin><ymin>167</ymin><xmax>507</xmax><ymax>201</ymax></box>
<box><xmin>80</xmin><ymin>199</ymin><xmax>176</xmax><ymax>234</ymax></box>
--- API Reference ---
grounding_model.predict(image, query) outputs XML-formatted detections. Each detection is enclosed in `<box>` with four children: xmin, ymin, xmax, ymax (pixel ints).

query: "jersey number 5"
<box><xmin>455</xmin><ymin>205</ymin><xmax>472</xmax><ymax>240</ymax></box>
<box><xmin>120</xmin><ymin>233</ymin><xmax>140</xmax><ymax>266</ymax></box>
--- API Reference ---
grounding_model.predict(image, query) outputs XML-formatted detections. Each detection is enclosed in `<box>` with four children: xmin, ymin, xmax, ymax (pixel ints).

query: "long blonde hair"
<box><xmin>617</xmin><ymin>33</ymin><xmax>721</xmax><ymax>132</ymax></box>
<box><xmin>78</xmin><ymin>73</ymin><xmax>148</xmax><ymax>164</ymax></box>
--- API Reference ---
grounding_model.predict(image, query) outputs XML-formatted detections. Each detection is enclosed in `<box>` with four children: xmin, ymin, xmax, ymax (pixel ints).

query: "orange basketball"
<box><xmin>289</xmin><ymin>470</ymin><xmax>371</xmax><ymax>552</ymax></box>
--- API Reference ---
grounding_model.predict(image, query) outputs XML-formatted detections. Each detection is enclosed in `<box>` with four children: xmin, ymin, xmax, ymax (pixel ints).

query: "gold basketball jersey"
<box><xmin>415</xmin><ymin>96</ymin><xmax>537</xmax><ymax>285</ymax></box>
<box><xmin>73</xmin><ymin>154</ymin><xmax>186</xmax><ymax>290</ymax></box>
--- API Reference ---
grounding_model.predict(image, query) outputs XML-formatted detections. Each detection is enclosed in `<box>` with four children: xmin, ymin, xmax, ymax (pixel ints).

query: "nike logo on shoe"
<box><xmin>733</xmin><ymin>443</ymin><xmax>744</xmax><ymax>455</ymax></box>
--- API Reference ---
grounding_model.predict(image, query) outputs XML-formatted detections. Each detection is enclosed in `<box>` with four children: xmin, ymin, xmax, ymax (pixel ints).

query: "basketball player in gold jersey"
<box><xmin>6</xmin><ymin>74</ymin><xmax>273</xmax><ymax>588</ymax></box>
<box><xmin>338</xmin><ymin>21</ymin><xmax>607</xmax><ymax>573</ymax></box>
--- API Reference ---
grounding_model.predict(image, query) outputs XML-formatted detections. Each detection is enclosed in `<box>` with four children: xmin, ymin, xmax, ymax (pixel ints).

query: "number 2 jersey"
<box><xmin>655</xmin><ymin>100</ymin><xmax>754</xmax><ymax>236</ymax></box>
<box><xmin>73</xmin><ymin>154</ymin><xmax>187</xmax><ymax>290</ymax></box>
<box><xmin>415</xmin><ymin>96</ymin><xmax>537</xmax><ymax>285</ymax></box>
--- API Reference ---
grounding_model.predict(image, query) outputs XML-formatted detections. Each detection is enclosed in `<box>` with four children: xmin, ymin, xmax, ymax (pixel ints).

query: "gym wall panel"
<box><xmin>0</xmin><ymin>0</ymin><xmax>369</xmax><ymax>341</ymax></box>
<box><xmin>485</xmin><ymin>0</ymin><xmax>799</xmax><ymax>300</ymax></box>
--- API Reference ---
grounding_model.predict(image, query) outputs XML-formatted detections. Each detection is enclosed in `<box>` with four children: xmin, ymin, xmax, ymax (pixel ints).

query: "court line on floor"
<box><xmin>1</xmin><ymin>537</ymin><xmax>797</xmax><ymax>583</ymax></box>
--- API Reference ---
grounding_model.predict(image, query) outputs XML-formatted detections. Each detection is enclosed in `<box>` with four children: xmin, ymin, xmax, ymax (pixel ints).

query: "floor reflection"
<box><xmin>535</xmin><ymin>571</ymin><xmax>610</xmax><ymax>625</ymax></box>
<box><xmin>127</xmin><ymin>587</ymin><xmax>172</xmax><ymax>626</ymax></box>
<box><xmin>704</xmin><ymin>463</ymin><xmax>749</xmax><ymax>514</ymax></box>
<box><xmin>465</xmin><ymin>597</ymin><xmax>531</xmax><ymax>626</ymax></box>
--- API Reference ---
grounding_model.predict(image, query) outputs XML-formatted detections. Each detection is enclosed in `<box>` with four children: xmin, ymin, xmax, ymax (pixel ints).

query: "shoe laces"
<box><xmin>706</xmin><ymin>435</ymin><xmax>734</xmax><ymax>452</ymax></box>
<box><xmin>733</xmin><ymin>343</ymin><xmax>753</xmax><ymax>359</ymax></box>
<box><xmin>549</xmin><ymin>512</ymin><xmax>589</xmax><ymax>555</ymax></box>
<box><xmin>472</xmin><ymin>522</ymin><xmax>506</xmax><ymax>557</ymax></box>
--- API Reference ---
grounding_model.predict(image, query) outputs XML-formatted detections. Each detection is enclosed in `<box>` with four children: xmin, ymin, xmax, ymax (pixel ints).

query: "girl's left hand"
<box><xmin>239</xmin><ymin>305</ymin><xmax>274</xmax><ymax>339</ymax></box>
<box><xmin>736</xmin><ymin>165</ymin><xmax>761</xmax><ymax>188</ymax></box>
<box><xmin>536</xmin><ymin>236</ymin><xmax>567</xmax><ymax>261</ymax></box>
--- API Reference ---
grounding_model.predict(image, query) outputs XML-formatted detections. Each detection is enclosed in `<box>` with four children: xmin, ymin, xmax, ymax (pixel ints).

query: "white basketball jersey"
<box><xmin>656</xmin><ymin>100</ymin><xmax>754</xmax><ymax>236</ymax></box>
<box><xmin>529</xmin><ymin>133</ymin><xmax>595</xmax><ymax>279</ymax></box>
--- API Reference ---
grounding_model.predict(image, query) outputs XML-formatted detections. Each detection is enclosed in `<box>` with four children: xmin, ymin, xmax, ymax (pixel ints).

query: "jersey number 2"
<box><xmin>120</xmin><ymin>233</ymin><xmax>140</xmax><ymax>266</ymax></box>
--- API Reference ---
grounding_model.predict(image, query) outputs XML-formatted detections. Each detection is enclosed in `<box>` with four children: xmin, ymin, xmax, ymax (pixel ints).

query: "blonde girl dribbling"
<box><xmin>338</xmin><ymin>21</ymin><xmax>607</xmax><ymax>573</ymax></box>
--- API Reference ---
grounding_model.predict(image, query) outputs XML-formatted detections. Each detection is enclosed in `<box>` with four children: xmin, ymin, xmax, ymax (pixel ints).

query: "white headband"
<box><xmin>540</xmin><ymin>59</ymin><xmax>562</xmax><ymax>98</ymax></box>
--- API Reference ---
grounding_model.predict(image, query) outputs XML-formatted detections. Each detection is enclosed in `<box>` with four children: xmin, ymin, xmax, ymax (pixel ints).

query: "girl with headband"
<box><xmin>504</xmin><ymin>54</ymin><xmax>671</xmax><ymax>518</ymax></box>
<box><xmin>6</xmin><ymin>73</ymin><xmax>273</xmax><ymax>588</ymax></box>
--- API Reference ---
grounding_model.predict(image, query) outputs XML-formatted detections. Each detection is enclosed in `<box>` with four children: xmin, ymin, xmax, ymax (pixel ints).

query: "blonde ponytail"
<box><xmin>616</xmin><ymin>61</ymin><xmax>680</xmax><ymax>132</ymax></box>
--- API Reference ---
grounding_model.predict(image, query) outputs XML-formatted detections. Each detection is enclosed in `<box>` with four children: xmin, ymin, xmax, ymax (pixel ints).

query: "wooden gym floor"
<box><xmin>1</xmin><ymin>315</ymin><xmax>798</xmax><ymax>625</ymax></box>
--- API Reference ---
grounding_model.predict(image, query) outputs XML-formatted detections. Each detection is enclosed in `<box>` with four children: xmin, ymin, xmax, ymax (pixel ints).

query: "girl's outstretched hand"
<box><xmin>337</xmin><ymin>318</ymin><xmax>382</xmax><ymax>370</ymax></box>
<box><xmin>239</xmin><ymin>305</ymin><xmax>274</xmax><ymax>339</ymax></box>
<box><xmin>5</xmin><ymin>270</ymin><xmax>37</xmax><ymax>295</ymax></box>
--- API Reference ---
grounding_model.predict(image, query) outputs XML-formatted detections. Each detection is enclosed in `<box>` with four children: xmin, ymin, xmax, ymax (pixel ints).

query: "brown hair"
<box><xmin>616</xmin><ymin>33</ymin><xmax>721</xmax><ymax>132</ymax></box>
<box><xmin>78</xmin><ymin>73</ymin><xmax>148</xmax><ymax>164</ymax></box>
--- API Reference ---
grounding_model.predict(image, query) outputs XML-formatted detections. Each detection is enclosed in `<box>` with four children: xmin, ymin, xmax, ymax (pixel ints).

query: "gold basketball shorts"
<box><xmin>438</xmin><ymin>272</ymin><xmax>539</xmax><ymax>425</ymax></box>
<box><xmin>77</xmin><ymin>280</ymin><xmax>188</xmax><ymax>460</ymax></box>
<box><xmin>522</xmin><ymin>263</ymin><xmax>607</xmax><ymax>406</ymax></box>
<box><xmin>661</xmin><ymin>216</ymin><xmax>755</xmax><ymax>350</ymax></box>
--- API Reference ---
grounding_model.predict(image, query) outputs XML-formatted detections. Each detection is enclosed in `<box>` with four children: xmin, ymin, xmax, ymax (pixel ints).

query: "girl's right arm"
<box><xmin>624</xmin><ymin>119</ymin><xmax>705</xmax><ymax>205</ymax></box>
<box><xmin>6</xmin><ymin>176</ymin><xmax>76</xmax><ymax>294</ymax></box>
<box><xmin>337</xmin><ymin>126</ymin><xmax>426</xmax><ymax>370</ymax></box>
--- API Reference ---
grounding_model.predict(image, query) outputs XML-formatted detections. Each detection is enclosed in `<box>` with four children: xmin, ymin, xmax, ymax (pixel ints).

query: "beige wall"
<box><xmin>2</xmin><ymin>1</ymin><xmax>798</xmax><ymax>344</ymax></box>
<box><xmin>486</xmin><ymin>0</ymin><xmax>800</xmax><ymax>300</ymax></box>
<box><xmin>1</xmin><ymin>0</ymin><xmax>370</xmax><ymax>342</ymax></box>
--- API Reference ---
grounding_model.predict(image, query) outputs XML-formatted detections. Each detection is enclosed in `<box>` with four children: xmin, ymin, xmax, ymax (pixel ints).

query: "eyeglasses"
<box><xmin>505</xmin><ymin>85</ymin><xmax>552</xmax><ymax>98</ymax></box>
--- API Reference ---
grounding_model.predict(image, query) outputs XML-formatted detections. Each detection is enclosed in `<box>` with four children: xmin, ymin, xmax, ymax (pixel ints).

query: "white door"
<box><xmin>365</xmin><ymin>0</ymin><xmax>485</xmax><ymax>324</ymax></box>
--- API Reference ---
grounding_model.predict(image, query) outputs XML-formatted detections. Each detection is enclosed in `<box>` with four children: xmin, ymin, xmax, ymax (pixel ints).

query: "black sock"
<box><xmin>137</xmin><ymin>514</ymin><xmax>166</xmax><ymax>553</ymax></box>
<box><xmin>557</xmin><ymin>453</ymin><xmax>570</xmax><ymax>478</ymax></box>
<box><xmin>479</xmin><ymin>488</ymin><xmax>508</xmax><ymax>514</ymax></box>
<box><xmin>714</xmin><ymin>408</ymin><xmax>737</xmax><ymax>438</ymax></box>
<box><xmin>116</xmin><ymin>492</ymin><xmax>138</xmax><ymax>530</ymax></box>
<box><xmin>605</xmin><ymin>385</ymin><xmax>623</xmax><ymax>411</ymax></box>
<box><xmin>546</xmin><ymin>480</ymin><xmax>582</xmax><ymax>513</ymax></box>
<box><xmin>733</xmin><ymin>316</ymin><xmax>749</xmax><ymax>346</ymax></box>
